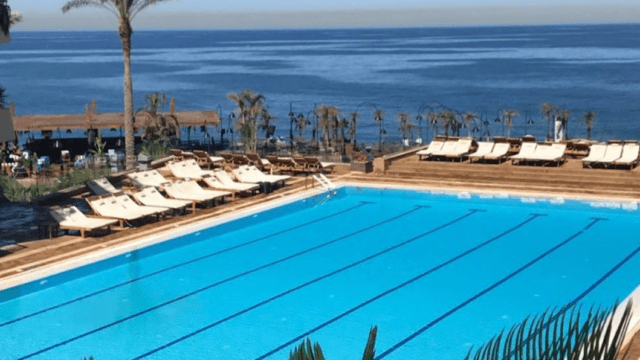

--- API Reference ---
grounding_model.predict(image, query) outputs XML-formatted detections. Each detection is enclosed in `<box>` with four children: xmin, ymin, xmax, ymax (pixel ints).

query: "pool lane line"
<box><xmin>375</xmin><ymin>217</ymin><xmax>604</xmax><ymax>360</ymax></box>
<box><xmin>254</xmin><ymin>213</ymin><xmax>545</xmax><ymax>360</ymax></box>
<box><xmin>0</xmin><ymin>202</ymin><xmax>373</xmax><ymax>329</ymax></box>
<box><xmin>17</xmin><ymin>204</ymin><xmax>429</xmax><ymax>360</ymax></box>
<box><xmin>126</xmin><ymin>209</ymin><xmax>480</xmax><ymax>360</ymax></box>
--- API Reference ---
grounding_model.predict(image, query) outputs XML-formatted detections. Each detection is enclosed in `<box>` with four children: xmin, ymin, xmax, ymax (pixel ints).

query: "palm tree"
<box><xmin>501</xmin><ymin>109</ymin><xmax>520</xmax><ymax>138</ymax></box>
<box><xmin>314</xmin><ymin>104</ymin><xmax>340</xmax><ymax>152</ymax></box>
<box><xmin>558</xmin><ymin>108</ymin><xmax>571</xmax><ymax>139</ymax></box>
<box><xmin>227</xmin><ymin>89</ymin><xmax>265</xmax><ymax>152</ymax></box>
<box><xmin>462</xmin><ymin>112</ymin><xmax>478</xmax><ymax>137</ymax></box>
<box><xmin>337</xmin><ymin>117</ymin><xmax>349</xmax><ymax>155</ymax></box>
<box><xmin>440</xmin><ymin>111</ymin><xmax>456</xmax><ymax>137</ymax></box>
<box><xmin>583</xmin><ymin>110</ymin><xmax>596</xmax><ymax>140</ymax></box>
<box><xmin>0</xmin><ymin>86</ymin><xmax>5</xmax><ymax>109</ymax></box>
<box><xmin>397</xmin><ymin>112</ymin><xmax>414</xmax><ymax>148</ymax></box>
<box><xmin>540</xmin><ymin>102</ymin><xmax>557</xmax><ymax>140</ymax></box>
<box><xmin>136</xmin><ymin>92</ymin><xmax>180</xmax><ymax>142</ymax></box>
<box><xmin>427</xmin><ymin>111</ymin><xmax>439</xmax><ymax>138</ymax></box>
<box><xmin>62</xmin><ymin>0</ymin><xmax>176</xmax><ymax>170</ymax></box>
<box><xmin>1</xmin><ymin>0</ymin><xmax>10</xmax><ymax>36</ymax></box>
<box><xmin>348</xmin><ymin>111</ymin><xmax>359</xmax><ymax>149</ymax></box>
<box><xmin>373</xmin><ymin>109</ymin><xmax>385</xmax><ymax>152</ymax></box>
<box><xmin>259</xmin><ymin>108</ymin><xmax>276</xmax><ymax>138</ymax></box>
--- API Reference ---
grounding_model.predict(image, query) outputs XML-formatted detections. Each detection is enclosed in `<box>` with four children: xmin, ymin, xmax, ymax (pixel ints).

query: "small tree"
<box><xmin>463</xmin><ymin>112</ymin><xmax>478</xmax><ymax>137</ymax></box>
<box><xmin>136</xmin><ymin>92</ymin><xmax>180</xmax><ymax>142</ymax></box>
<box><xmin>440</xmin><ymin>111</ymin><xmax>456</xmax><ymax>137</ymax></box>
<box><xmin>397</xmin><ymin>112</ymin><xmax>414</xmax><ymax>147</ymax></box>
<box><xmin>540</xmin><ymin>102</ymin><xmax>557</xmax><ymax>140</ymax></box>
<box><xmin>583</xmin><ymin>110</ymin><xmax>596</xmax><ymax>140</ymax></box>
<box><xmin>373</xmin><ymin>109</ymin><xmax>385</xmax><ymax>152</ymax></box>
<box><xmin>501</xmin><ymin>109</ymin><xmax>520</xmax><ymax>138</ymax></box>
<box><xmin>559</xmin><ymin>108</ymin><xmax>571</xmax><ymax>139</ymax></box>
<box><xmin>315</xmin><ymin>104</ymin><xmax>340</xmax><ymax>152</ymax></box>
<box><xmin>349</xmin><ymin>111</ymin><xmax>359</xmax><ymax>148</ymax></box>
<box><xmin>227</xmin><ymin>89</ymin><xmax>265</xmax><ymax>152</ymax></box>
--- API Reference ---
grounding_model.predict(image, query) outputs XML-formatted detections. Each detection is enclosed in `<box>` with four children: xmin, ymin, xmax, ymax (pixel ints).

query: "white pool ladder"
<box><xmin>312</xmin><ymin>173</ymin><xmax>336</xmax><ymax>191</ymax></box>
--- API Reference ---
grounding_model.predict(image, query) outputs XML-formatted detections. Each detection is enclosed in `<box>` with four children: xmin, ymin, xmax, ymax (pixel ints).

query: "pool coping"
<box><xmin>1</xmin><ymin>180</ymin><xmax>639</xmax><ymax>345</ymax></box>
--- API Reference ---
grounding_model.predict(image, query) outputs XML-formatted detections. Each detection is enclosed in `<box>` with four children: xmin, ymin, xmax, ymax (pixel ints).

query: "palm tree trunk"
<box><xmin>119</xmin><ymin>19</ymin><xmax>135</xmax><ymax>170</ymax></box>
<box><xmin>587</xmin><ymin>127</ymin><xmax>591</xmax><ymax>140</ymax></box>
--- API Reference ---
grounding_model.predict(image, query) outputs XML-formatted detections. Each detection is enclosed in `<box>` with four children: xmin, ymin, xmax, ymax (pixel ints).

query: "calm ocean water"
<box><xmin>2</xmin><ymin>24</ymin><xmax>640</xmax><ymax>144</ymax></box>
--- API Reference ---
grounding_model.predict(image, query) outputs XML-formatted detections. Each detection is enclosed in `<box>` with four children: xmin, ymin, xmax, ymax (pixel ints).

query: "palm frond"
<box><xmin>61</xmin><ymin>0</ymin><xmax>118</xmax><ymax>16</ymax></box>
<box><xmin>464</xmin><ymin>301</ymin><xmax>632</xmax><ymax>360</ymax></box>
<box><xmin>131</xmin><ymin>0</ymin><xmax>177</xmax><ymax>19</ymax></box>
<box><xmin>361</xmin><ymin>326</ymin><xmax>378</xmax><ymax>360</ymax></box>
<box><xmin>0</xmin><ymin>0</ymin><xmax>10</xmax><ymax>36</ymax></box>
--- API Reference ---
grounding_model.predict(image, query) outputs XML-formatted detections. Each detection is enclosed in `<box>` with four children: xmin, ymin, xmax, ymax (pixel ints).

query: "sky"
<box><xmin>9</xmin><ymin>0</ymin><xmax>640</xmax><ymax>30</ymax></box>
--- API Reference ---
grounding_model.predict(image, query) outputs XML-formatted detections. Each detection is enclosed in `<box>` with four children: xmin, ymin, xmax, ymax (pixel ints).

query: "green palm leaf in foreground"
<box><xmin>289</xmin><ymin>326</ymin><xmax>378</xmax><ymax>360</ymax></box>
<box><xmin>465</xmin><ymin>301</ymin><xmax>633</xmax><ymax>360</ymax></box>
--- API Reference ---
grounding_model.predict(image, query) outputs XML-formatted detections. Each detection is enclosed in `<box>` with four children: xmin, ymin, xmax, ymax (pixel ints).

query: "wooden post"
<box><xmin>85</xmin><ymin>104</ymin><xmax>91</xmax><ymax>121</ymax></box>
<box><xmin>92</xmin><ymin>99</ymin><xmax>97</xmax><ymax>114</ymax></box>
<box><xmin>9</xmin><ymin>102</ymin><xmax>15</xmax><ymax>117</ymax></box>
<box><xmin>170</xmin><ymin>98</ymin><xmax>176</xmax><ymax>115</ymax></box>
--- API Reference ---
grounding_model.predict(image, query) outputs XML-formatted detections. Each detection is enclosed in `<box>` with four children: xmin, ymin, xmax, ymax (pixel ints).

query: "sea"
<box><xmin>2</xmin><ymin>24</ymin><xmax>640</xmax><ymax>145</ymax></box>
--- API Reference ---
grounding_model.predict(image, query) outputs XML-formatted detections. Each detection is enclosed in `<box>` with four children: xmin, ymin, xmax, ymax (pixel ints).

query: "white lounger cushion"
<box><xmin>168</xmin><ymin>160</ymin><xmax>215</xmax><ymax>180</ymax></box>
<box><xmin>89</xmin><ymin>198</ymin><xmax>146</xmax><ymax>221</ymax></box>
<box><xmin>510</xmin><ymin>142</ymin><xmax>537</xmax><ymax>161</ymax></box>
<box><xmin>248</xmin><ymin>166</ymin><xmax>290</xmax><ymax>182</ymax></box>
<box><xmin>432</xmin><ymin>141</ymin><xmax>459</xmax><ymax>156</ymax></box>
<box><xmin>537</xmin><ymin>143</ymin><xmax>566</xmax><ymax>161</ymax></box>
<box><xmin>468</xmin><ymin>142</ymin><xmax>494</xmax><ymax>159</ymax></box>
<box><xmin>582</xmin><ymin>144</ymin><xmax>607</xmax><ymax>163</ymax></box>
<box><xmin>86</xmin><ymin>178</ymin><xmax>118</xmax><ymax>195</ymax></box>
<box><xmin>598</xmin><ymin>144</ymin><xmax>623</xmax><ymax>163</ymax></box>
<box><xmin>212</xmin><ymin>170</ymin><xmax>260</xmax><ymax>191</ymax></box>
<box><xmin>128</xmin><ymin>170</ymin><xmax>170</xmax><ymax>188</ymax></box>
<box><xmin>164</xmin><ymin>181</ymin><xmax>230</xmax><ymax>202</ymax></box>
<box><xmin>484</xmin><ymin>143</ymin><xmax>511</xmax><ymax>159</ymax></box>
<box><xmin>50</xmin><ymin>206</ymin><xmax>117</xmax><ymax>229</ymax></box>
<box><xmin>417</xmin><ymin>141</ymin><xmax>444</xmax><ymax>156</ymax></box>
<box><xmin>614</xmin><ymin>144</ymin><xmax>640</xmax><ymax>165</ymax></box>
<box><xmin>114</xmin><ymin>194</ymin><xmax>168</xmax><ymax>217</ymax></box>
<box><xmin>132</xmin><ymin>187</ymin><xmax>191</xmax><ymax>210</ymax></box>
<box><xmin>447</xmin><ymin>139</ymin><xmax>473</xmax><ymax>157</ymax></box>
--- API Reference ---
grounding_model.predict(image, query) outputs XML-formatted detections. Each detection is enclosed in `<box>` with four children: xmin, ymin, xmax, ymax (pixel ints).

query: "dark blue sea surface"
<box><xmin>2</xmin><ymin>24</ymin><xmax>640</xmax><ymax>143</ymax></box>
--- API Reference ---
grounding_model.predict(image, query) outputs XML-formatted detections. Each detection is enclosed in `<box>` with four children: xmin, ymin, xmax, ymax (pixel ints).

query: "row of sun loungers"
<box><xmin>56</xmin><ymin>159</ymin><xmax>292</xmax><ymax>238</ymax></box>
<box><xmin>220</xmin><ymin>152</ymin><xmax>335</xmax><ymax>174</ymax></box>
<box><xmin>417</xmin><ymin>139</ymin><xmax>474</xmax><ymax>162</ymax></box>
<box><xmin>582</xmin><ymin>143</ymin><xmax>640</xmax><ymax>169</ymax></box>
<box><xmin>509</xmin><ymin>143</ymin><xmax>567</xmax><ymax>166</ymax></box>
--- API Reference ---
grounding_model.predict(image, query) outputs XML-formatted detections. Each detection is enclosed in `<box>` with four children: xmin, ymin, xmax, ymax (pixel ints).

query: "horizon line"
<box><xmin>11</xmin><ymin>21</ymin><xmax>640</xmax><ymax>32</ymax></box>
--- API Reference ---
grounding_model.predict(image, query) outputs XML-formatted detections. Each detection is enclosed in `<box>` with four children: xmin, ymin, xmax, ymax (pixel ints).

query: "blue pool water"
<box><xmin>1</xmin><ymin>187</ymin><xmax>640</xmax><ymax>360</ymax></box>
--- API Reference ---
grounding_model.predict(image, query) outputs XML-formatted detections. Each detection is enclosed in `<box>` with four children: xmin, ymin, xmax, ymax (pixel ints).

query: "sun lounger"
<box><xmin>86</xmin><ymin>178</ymin><xmax>118</xmax><ymax>195</ymax></box>
<box><xmin>219</xmin><ymin>152</ymin><xmax>234</xmax><ymax>163</ymax></box>
<box><xmin>445</xmin><ymin>139</ymin><xmax>474</xmax><ymax>161</ymax></box>
<box><xmin>271</xmin><ymin>157</ymin><xmax>306</xmax><ymax>174</ymax></box>
<box><xmin>430</xmin><ymin>140</ymin><xmax>460</xmax><ymax>158</ymax></box>
<box><xmin>162</xmin><ymin>180</ymin><xmax>230</xmax><ymax>209</ymax></box>
<box><xmin>613</xmin><ymin>143</ymin><xmax>640</xmax><ymax>169</ymax></box>
<box><xmin>168</xmin><ymin>159</ymin><xmax>215</xmax><ymax>180</ymax></box>
<box><xmin>231</xmin><ymin>153</ymin><xmax>251</xmax><ymax>165</ymax></box>
<box><xmin>130</xmin><ymin>187</ymin><xmax>192</xmax><ymax>213</ymax></box>
<box><xmin>86</xmin><ymin>193</ymin><xmax>162</xmax><ymax>227</ymax></box>
<box><xmin>597</xmin><ymin>144</ymin><xmax>623</xmax><ymax>168</ymax></box>
<box><xmin>510</xmin><ymin>142</ymin><xmax>537</xmax><ymax>165</ymax></box>
<box><xmin>233</xmin><ymin>165</ymin><xmax>290</xmax><ymax>188</ymax></box>
<box><xmin>193</xmin><ymin>150</ymin><xmax>224</xmax><ymax>169</ymax></box>
<box><xmin>50</xmin><ymin>206</ymin><xmax>118</xmax><ymax>238</ymax></box>
<box><xmin>417</xmin><ymin>140</ymin><xmax>444</xmax><ymax>160</ymax></box>
<box><xmin>482</xmin><ymin>143</ymin><xmax>511</xmax><ymax>163</ymax></box>
<box><xmin>202</xmin><ymin>174</ymin><xmax>258</xmax><ymax>198</ymax></box>
<box><xmin>468</xmin><ymin>142</ymin><xmax>494</xmax><ymax>163</ymax></box>
<box><xmin>582</xmin><ymin>144</ymin><xmax>608</xmax><ymax>168</ymax></box>
<box><xmin>304</xmin><ymin>157</ymin><xmax>334</xmax><ymax>173</ymax></box>
<box><xmin>246</xmin><ymin>153</ymin><xmax>272</xmax><ymax>171</ymax></box>
<box><xmin>534</xmin><ymin>143</ymin><xmax>566</xmax><ymax>166</ymax></box>
<box><xmin>127</xmin><ymin>170</ymin><xmax>171</xmax><ymax>188</ymax></box>
<box><xmin>171</xmin><ymin>149</ymin><xmax>195</xmax><ymax>161</ymax></box>
<box><xmin>113</xmin><ymin>192</ymin><xmax>169</xmax><ymax>217</ymax></box>
<box><xmin>213</xmin><ymin>169</ymin><xmax>260</xmax><ymax>193</ymax></box>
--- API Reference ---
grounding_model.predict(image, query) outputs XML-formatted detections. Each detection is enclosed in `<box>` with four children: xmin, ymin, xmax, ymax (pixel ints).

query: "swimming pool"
<box><xmin>1</xmin><ymin>186</ymin><xmax>640</xmax><ymax>360</ymax></box>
